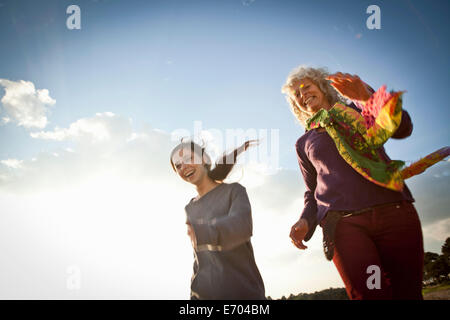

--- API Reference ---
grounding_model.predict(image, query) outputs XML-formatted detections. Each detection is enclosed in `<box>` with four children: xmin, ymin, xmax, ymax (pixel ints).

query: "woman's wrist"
<box><xmin>300</xmin><ymin>218</ymin><xmax>309</xmax><ymax>230</ymax></box>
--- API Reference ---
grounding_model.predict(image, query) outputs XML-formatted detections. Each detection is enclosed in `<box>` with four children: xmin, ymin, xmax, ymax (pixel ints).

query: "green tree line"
<box><xmin>423</xmin><ymin>237</ymin><xmax>450</xmax><ymax>286</ymax></box>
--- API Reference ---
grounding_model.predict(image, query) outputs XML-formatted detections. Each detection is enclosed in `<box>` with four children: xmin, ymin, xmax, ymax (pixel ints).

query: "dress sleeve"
<box><xmin>190</xmin><ymin>184</ymin><xmax>253</xmax><ymax>251</ymax></box>
<box><xmin>296</xmin><ymin>140</ymin><xmax>318</xmax><ymax>242</ymax></box>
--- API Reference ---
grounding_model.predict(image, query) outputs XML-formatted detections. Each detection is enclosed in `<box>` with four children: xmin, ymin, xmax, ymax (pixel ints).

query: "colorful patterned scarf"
<box><xmin>306</xmin><ymin>85</ymin><xmax>449</xmax><ymax>191</ymax></box>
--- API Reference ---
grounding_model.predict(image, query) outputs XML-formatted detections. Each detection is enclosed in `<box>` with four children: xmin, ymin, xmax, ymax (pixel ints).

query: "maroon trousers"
<box><xmin>331</xmin><ymin>201</ymin><xmax>424</xmax><ymax>300</ymax></box>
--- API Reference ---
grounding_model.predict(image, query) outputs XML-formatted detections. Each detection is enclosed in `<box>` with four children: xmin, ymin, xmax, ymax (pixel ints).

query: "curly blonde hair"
<box><xmin>281</xmin><ymin>66</ymin><xmax>343</xmax><ymax>127</ymax></box>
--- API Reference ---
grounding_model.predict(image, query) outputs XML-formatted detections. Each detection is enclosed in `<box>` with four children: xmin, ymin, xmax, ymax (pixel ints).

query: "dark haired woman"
<box><xmin>170</xmin><ymin>140</ymin><xmax>265</xmax><ymax>300</ymax></box>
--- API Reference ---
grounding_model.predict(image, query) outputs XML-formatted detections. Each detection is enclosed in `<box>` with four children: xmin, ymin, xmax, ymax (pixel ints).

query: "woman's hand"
<box><xmin>187</xmin><ymin>222</ymin><xmax>197</xmax><ymax>249</ymax></box>
<box><xmin>326</xmin><ymin>72</ymin><xmax>372</xmax><ymax>103</ymax></box>
<box><xmin>290</xmin><ymin>218</ymin><xmax>309</xmax><ymax>250</ymax></box>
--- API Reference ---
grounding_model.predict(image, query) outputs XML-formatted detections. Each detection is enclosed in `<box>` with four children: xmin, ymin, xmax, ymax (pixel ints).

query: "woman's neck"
<box><xmin>195</xmin><ymin>177</ymin><xmax>220</xmax><ymax>198</ymax></box>
<box><xmin>321</xmin><ymin>101</ymin><xmax>332</xmax><ymax>111</ymax></box>
<box><xmin>308</xmin><ymin>101</ymin><xmax>332</xmax><ymax>115</ymax></box>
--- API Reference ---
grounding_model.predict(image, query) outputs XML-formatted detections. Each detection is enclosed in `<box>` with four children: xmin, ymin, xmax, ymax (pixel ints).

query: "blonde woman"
<box><xmin>282</xmin><ymin>66</ymin><xmax>423</xmax><ymax>300</ymax></box>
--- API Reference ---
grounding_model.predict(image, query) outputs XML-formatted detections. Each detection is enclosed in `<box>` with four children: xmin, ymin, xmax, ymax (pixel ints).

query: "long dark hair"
<box><xmin>170</xmin><ymin>139</ymin><xmax>258</xmax><ymax>182</ymax></box>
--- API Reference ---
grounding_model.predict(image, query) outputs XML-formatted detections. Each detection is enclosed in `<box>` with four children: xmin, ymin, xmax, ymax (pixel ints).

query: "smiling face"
<box><xmin>171</xmin><ymin>147</ymin><xmax>209</xmax><ymax>186</ymax></box>
<box><xmin>289</xmin><ymin>78</ymin><xmax>331</xmax><ymax>113</ymax></box>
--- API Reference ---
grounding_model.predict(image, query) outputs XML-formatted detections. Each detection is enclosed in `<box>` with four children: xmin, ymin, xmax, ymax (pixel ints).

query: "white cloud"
<box><xmin>423</xmin><ymin>217</ymin><xmax>450</xmax><ymax>243</ymax></box>
<box><xmin>0</xmin><ymin>79</ymin><xmax>55</xmax><ymax>129</ymax></box>
<box><xmin>242</xmin><ymin>0</ymin><xmax>256</xmax><ymax>6</ymax></box>
<box><xmin>406</xmin><ymin>161</ymin><xmax>450</xmax><ymax>226</ymax></box>
<box><xmin>1</xmin><ymin>158</ymin><xmax>23</xmax><ymax>169</ymax></box>
<box><xmin>30</xmin><ymin>112</ymin><xmax>131</xmax><ymax>144</ymax></box>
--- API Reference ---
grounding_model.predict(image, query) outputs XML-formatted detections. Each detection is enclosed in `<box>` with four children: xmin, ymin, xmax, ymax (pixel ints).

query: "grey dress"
<box><xmin>185</xmin><ymin>182</ymin><xmax>266</xmax><ymax>300</ymax></box>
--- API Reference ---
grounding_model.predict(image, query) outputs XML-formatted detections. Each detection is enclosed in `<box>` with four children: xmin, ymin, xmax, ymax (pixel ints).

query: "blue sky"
<box><xmin>1</xmin><ymin>0</ymin><xmax>449</xmax><ymax>166</ymax></box>
<box><xmin>0</xmin><ymin>0</ymin><xmax>449</xmax><ymax>299</ymax></box>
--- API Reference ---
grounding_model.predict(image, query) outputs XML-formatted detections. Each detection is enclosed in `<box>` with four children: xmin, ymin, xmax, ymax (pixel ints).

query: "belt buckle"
<box><xmin>341</xmin><ymin>212</ymin><xmax>353</xmax><ymax>218</ymax></box>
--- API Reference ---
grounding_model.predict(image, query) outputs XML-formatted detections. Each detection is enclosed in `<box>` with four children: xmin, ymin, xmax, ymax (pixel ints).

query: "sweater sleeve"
<box><xmin>296</xmin><ymin>140</ymin><xmax>318</xmax><ymax>242</ymax></box>
<box><xmin>191</xmin><ymin>184</ymin><xmax>253</xmax><ymax>251</ymax></box>
<box><xmin>391</xmin><ymin>109</ymin><xmax>413</xmax><ymax>139</ymax></box>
